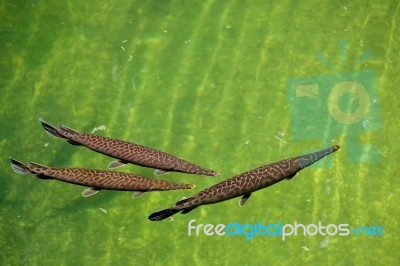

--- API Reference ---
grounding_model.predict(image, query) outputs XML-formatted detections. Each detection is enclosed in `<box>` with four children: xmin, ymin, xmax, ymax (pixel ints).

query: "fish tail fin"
<box><xmin>148</xmin><ymin>208</ymin><xmax>180</xmax><ymax>221</ymax></box>
<box><xmin>9</xmin><ymin>158</ymin><xmax>32</xmax><ymax>174</ymax></box>
<box><xmin>40</xmin><ymin>118</ymin><xmax>82</xmax><ymax>145</ymax></box>
<box><xmin>39</xmin><ymin>118</ymin><xmax>64</xmax><ymax>138</ymax></box>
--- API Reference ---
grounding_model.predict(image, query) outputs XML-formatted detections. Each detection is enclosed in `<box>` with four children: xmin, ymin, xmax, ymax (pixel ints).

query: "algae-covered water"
<box><xmin>1</xmin><ymin>1</ymin><xmax>399</xmax><ymax>265</ymax></box>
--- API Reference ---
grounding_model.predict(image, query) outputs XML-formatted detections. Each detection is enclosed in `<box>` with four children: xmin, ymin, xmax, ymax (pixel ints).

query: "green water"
<box><xmin>1</xmin><ymin>0</ymin><xmax>399</xmax><ymax>265</ymax></box>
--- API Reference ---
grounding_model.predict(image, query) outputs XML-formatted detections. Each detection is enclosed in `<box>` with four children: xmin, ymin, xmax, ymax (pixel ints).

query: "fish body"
<box><xmin>10</xmin><ymin>158</ymin><xmax>194</xmax><ymax>197</ymax></box>
<box><xmin>148</xmin><ymin>145</ymin><xmax>340</xmax><ymax>221</ymax></box>
<box><xmin>39</xmin><ymin>118</ymin><xmax>218</xmax><ymax>176</ymax></box>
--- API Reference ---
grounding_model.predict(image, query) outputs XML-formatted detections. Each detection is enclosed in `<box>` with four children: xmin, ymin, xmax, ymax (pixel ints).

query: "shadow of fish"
<box><xmin>148</xmin><ymin>145</ymin><xmax>340</xmax><ymax>221</ymax></box>
<box><xmin>10</xmin><ymin>158</ymin><xmax>195</xmax><ymax>198</ymax></box>
<box><xmin>39</xmin><ymin>118</ymin><xmax>218</xmax><ymax>177</ymax></box>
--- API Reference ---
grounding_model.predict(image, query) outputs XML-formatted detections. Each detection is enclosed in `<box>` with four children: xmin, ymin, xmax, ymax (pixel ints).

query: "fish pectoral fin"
<box><xmin>82</xmin><ymin>188</ymin><xmax>101</xmax><ymax>197</ymax></box>
<box><xmin>154</xmin><ymin>169</ymin><xmax>169</xmax><ymax>176</ymax></box>
<box><xmin>286</xmin><ymin>172</ymin><xmax>297</xmax><ymax>180</ymax></box>
<box><xmin>239</xmin><ymin>193</ymin><xmax>252</xmax><ymax>207</ymax></box>
<box><xmin>108</xmin><ymin>160</ymin><xmax>127</xmax><ymax>169</ymax></box>
<box><xmin>132</xmin><ymin>191</ymin><xmax>146</xmax><ymax>198</ymax></box>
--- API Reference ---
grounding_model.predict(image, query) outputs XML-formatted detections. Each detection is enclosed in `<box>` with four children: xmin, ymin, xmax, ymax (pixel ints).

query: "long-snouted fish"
<box><xmin>10</xmin><ymin>158</ymin><xmax>195</xmax><ymax>198</ymax></box>
<box><xmin>148</xmin><ymin>145</ymin><xmax>340</xmax><ymax>221</ymax></box>
<box><xmin>39</xmin><ymin>118</ymin><xmax>218</xmax><ymax>177</ymax></box>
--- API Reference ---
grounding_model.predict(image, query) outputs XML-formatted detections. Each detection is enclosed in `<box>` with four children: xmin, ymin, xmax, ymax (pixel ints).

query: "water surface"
<box><xmin>1</xmin><ymin>1</ymin><xmax>399</xmax><ymax>265</ymax></box>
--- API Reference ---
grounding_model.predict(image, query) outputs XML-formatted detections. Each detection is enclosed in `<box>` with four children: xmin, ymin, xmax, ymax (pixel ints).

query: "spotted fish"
<box><xmin>148</xmin><ymin>145</ymin><xmax>340</xmax><ymax>221</ymax></box>
<box><xmin>39</xmin><ymin>118</ymin><xmax>218</xmax><ymax>176</ymax></box>
<box><xmin>10</xmin><ymin>158</ymin><xmax>195</xmax><ymax>198</ymax></box>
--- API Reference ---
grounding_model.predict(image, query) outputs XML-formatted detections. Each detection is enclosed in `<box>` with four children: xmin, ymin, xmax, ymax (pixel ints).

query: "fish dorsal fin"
<box><xmin>154</xmin><ymin>169</ymin><xmax>168</xmax><ymax>176</ymax></box>
<box><xmin>132</xmin><ymin>191</ymin><xmax>146</xmax><ymax>198</ymax></box>
<box><xmin>108</xmin><ymin>160</ymin><xmax>127</xmax><ymax>169</ymax></box>
<box><xmin>82</xmin><ymin>188</ymin><xmax>101</xmax><ymax>197</ymax></box>
<box><xmin>176</xmin><ymin>197</ymin><xmax>194</xmax><ymax>205</ymax></box>
<box><xmin>60</xmin><ymin>125</ymin><xmax>79</xmax><ymax>135</ymax></box>
<box><xmin>239</xmin><ymin>193</ymin><xmax>252</xmax><ymax>207</ymax></box>
<box><xmin>29</xmin><ymin>162</ymin><xmax>48</xmax><ymax>168</ymax></box>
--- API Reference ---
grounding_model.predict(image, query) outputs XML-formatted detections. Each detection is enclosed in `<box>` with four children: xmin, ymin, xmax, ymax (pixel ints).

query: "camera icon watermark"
<box><xmin>286</xmin><ymin>40</ymin><xmax>381</xmax><ymax>166</ymax></box>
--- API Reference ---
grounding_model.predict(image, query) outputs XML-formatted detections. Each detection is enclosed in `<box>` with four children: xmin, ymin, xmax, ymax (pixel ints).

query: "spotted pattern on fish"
<box><xmin>148</xmin><ymin>145</ymin><xmax>340</xmax><ymax>221</ymax></box>
<box><xmin>40</xmin><ymin>118</ymin><xmax>218</xmax><ymax>176</ymax></box>
<box><xmin>10</xmin><ymin>159</ymin><xmax>194</xmax><ymax>192</ymax></box>
<box><xmin>179</xmin><ymin>158</ymin><xmax>298</xmax><ymax>205</ymax></box>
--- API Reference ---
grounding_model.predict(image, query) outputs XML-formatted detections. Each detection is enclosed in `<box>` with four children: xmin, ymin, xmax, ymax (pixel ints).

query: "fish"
<box><xmin>148</xmin><ymin>145</ymin><xmax>340</xmax><ymax>221</ymax></box>
<box><xmin>39</xmin><ymin>118</ymin><xmax>218</xmax><ymax>176</ymax></box>
<box><xmin>9</xmin><ymin>158</ymin><xmax>195</xmax><ymax>198</ymax></box>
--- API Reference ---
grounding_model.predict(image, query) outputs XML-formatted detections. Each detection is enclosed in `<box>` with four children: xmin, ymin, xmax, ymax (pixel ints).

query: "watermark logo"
<box><xmin>187</xmin><ymin>219</ymin><xmax>384</xmax><ymax>241</ymax></box>
<box><xmin>286</xmin><ymin>40</ymin><xmax>381</xmax><ymax>166</ymax></box>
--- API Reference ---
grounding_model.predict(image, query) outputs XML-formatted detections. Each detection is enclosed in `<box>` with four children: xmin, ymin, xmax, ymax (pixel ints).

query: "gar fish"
<box><xmin>10</xmin><ymin>158</ymin><xmax>195</xmax><ymax>198</ymax></box>
<box><xmin>39</xmin><ymin>118</ymin><xmax>218</xmax><ymax>176</ymax></box>
<box><xmin>148</xmin><ymin>145</ymin><xmax>340</xmax><ymax>221</ymax></box>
